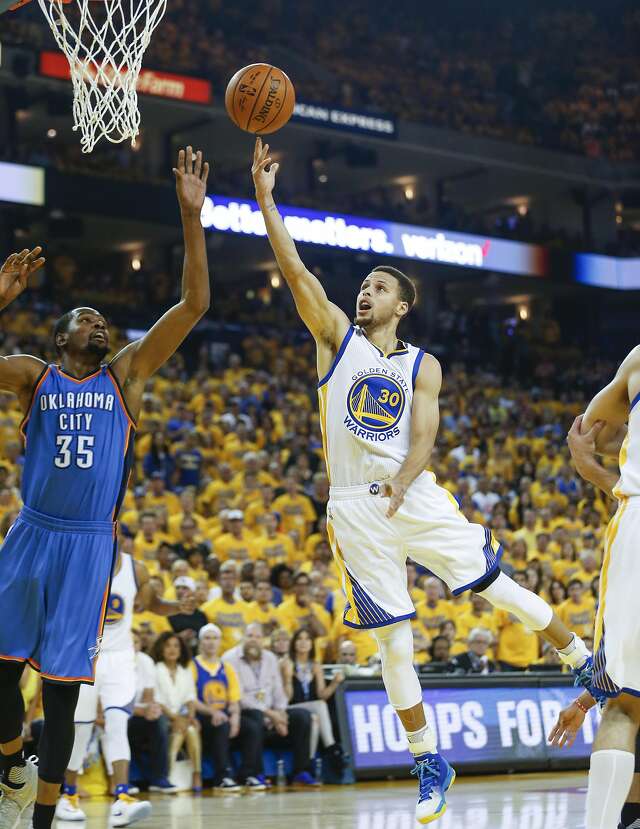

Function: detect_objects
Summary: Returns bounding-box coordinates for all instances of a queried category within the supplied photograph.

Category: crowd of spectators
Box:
[4,0,640,161]
[3,300,619,791]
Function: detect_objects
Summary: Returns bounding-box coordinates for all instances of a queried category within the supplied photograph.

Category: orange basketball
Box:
[225,64,295,135]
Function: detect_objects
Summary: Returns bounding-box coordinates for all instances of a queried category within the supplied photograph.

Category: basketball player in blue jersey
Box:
[0,145,210,829]
[252,137,600,824]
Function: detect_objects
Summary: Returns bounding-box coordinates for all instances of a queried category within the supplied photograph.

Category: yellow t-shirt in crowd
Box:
[415,600,454,634]
[557,596,596,638]
[252,533,296,566]
[330,615,378,665]
[245,601,280,634]
[496,610,539,668]
[275,597,331,636]
[272,493,317,540]
[147,491,182,517]
[202,597,252,653]
[132,610,172,634]
[215,531,258,563]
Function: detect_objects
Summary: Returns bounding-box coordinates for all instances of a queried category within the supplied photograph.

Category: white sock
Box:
[557,633,590,668]
[406,724,437,756]
[586,749,635,829]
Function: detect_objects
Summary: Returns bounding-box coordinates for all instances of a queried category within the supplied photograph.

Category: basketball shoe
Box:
[55,792,87,821]
[110,793,152,827]
[0,755,38,829]
[411,752,456,824]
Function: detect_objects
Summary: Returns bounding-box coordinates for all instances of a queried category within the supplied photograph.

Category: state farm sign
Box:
[39,51,212,105]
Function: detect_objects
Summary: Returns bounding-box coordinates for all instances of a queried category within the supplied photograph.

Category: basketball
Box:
[225,63,295,135]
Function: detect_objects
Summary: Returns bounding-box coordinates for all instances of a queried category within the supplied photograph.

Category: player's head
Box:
[53,307,109,361]
[355,266,416,329]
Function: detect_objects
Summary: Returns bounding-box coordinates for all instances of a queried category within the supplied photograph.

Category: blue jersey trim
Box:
[450,545,504,595]
[631,392,640,412]
[317,326,355,388]
[412,350,426,390]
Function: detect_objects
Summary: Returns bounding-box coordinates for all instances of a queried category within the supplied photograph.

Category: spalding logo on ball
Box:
[225,63,296,134]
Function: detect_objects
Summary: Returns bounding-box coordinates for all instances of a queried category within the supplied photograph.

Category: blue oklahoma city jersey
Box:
[20,364,135,521]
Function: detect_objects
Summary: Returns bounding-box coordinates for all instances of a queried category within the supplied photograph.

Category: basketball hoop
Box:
[36,0,168,153]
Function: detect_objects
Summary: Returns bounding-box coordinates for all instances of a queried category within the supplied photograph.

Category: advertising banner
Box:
[293,101,396,138]
[200,195,549,277]
[39,51,213,104]
[0,162,44,206]
[339,680,599,778]
[574,253,640,290]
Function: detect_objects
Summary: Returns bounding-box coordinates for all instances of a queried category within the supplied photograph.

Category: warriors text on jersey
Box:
[317,325,425,487]
[20,364,136,521]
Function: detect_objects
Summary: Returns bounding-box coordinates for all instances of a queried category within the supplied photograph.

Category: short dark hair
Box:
[53,311,74,354]
[293,572,310,586]
[371,265,416,313]
[152,631,192,667]
[567,578,584,590]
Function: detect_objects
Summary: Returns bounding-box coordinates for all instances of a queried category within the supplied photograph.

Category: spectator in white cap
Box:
[215,510,257,563]
[168,576,208,650]
[192,625,244,791]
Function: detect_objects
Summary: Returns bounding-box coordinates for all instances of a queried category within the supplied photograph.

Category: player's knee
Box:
[477,572,552,631]
[103,708,131,764]
[374,620,414,668]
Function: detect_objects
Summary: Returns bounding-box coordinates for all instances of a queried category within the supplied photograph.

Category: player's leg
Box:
[586,693,640,829]
[477,572,592,675]
[0,660,28,779]
[619,732,640,829]
[56,680,97,822]
[34,680,81,829]
[327,490,453,823]
[374,620,455,823]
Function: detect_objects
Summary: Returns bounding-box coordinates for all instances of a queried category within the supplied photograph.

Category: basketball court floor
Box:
[33,771,588,828]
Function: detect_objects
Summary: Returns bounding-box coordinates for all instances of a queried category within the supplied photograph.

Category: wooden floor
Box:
[35,771,590,828]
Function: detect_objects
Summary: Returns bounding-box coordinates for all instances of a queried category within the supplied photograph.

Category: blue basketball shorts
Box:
[0,505,116,684]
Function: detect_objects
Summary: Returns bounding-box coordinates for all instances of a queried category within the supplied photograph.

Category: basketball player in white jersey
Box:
[553,347,640,829]
[252,137,598,824]
[56,549,186,827]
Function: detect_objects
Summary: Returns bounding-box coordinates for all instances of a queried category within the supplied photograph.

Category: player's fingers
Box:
[194,149,202,178]
[27,246,43,259]
[29,257,45,273]
[177,149,185,174]
[566,731,577,748]
[272,163,280,176]
[1,253,18,270]
[255,136,262,160]
[202,161,210,185]
[586,420,606,437]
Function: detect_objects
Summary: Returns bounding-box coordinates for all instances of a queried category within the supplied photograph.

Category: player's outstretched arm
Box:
[252,138,349,348]
[385,355,442,517]
[0,248,47,398]
[111,147,210,390]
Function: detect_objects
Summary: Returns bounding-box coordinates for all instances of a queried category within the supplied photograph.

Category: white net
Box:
[37,0,168,153]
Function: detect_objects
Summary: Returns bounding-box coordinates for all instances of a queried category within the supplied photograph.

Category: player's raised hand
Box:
[252,137,279,203]
[173,146,210,216]
[0,247,45,309]
[548,700,586,748]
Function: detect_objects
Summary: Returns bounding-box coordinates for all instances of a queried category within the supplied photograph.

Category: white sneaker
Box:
[110,793,152,827]
[55,793,87,822]
[0,756,38,829]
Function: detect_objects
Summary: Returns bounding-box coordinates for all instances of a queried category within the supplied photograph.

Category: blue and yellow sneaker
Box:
[411,752,456,824]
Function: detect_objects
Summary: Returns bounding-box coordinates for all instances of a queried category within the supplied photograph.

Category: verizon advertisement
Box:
[200,195,549,277]
[39,51,212,105]
[338,679,599,779]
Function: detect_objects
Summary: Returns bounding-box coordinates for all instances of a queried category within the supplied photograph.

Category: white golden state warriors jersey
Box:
[102,552,137,653]
[318,325,426,487]
[614,392,640,498]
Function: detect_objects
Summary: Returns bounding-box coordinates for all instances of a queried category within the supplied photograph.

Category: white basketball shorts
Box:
[327,472,502,629]
[74,648,137,722]
[593,497,640,697]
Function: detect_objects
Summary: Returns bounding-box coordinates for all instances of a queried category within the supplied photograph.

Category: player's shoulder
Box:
[414,352,442,389]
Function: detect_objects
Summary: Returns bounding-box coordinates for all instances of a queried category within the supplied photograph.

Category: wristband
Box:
[575,698,589,714]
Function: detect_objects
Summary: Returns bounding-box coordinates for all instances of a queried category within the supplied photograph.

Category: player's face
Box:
[62,308,110,359]
[355,273,406,327]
